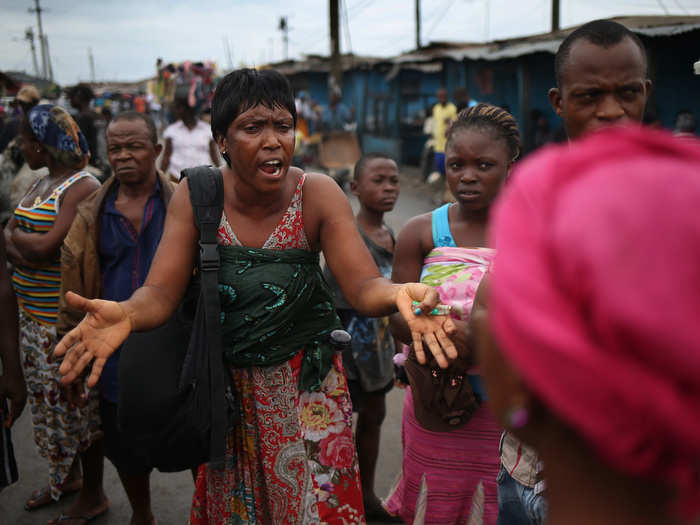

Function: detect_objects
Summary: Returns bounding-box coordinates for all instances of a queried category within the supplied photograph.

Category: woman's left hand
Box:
[396,283,458,368]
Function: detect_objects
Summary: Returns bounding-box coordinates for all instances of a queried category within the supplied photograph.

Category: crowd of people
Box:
[0,18,699,525]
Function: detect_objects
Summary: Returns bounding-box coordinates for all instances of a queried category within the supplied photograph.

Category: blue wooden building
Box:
[271,16,700,164]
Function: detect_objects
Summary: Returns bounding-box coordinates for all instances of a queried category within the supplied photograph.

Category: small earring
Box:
[506,407,529,429]
[36,148,41,153]
[221,150,227,155]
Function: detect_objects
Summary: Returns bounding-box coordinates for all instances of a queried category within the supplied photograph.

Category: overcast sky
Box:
[2,0,699,85]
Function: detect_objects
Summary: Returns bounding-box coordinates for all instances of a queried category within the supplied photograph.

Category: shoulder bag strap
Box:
[181,165,230,462]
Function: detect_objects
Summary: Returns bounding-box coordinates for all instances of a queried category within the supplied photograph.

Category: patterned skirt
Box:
[190,351,365,524]
[384,387,501,525]
[19,311,102,500]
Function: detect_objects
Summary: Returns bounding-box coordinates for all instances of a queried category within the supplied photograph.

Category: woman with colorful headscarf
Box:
[473,126,700,525]
[2,104,107,518]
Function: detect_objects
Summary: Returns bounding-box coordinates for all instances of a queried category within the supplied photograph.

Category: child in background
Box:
[323,152,402,522]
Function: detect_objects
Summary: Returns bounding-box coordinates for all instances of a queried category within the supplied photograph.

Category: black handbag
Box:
[118,166,234,472]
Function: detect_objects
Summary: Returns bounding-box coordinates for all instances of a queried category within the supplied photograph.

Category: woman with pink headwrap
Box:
[473,125,700,525]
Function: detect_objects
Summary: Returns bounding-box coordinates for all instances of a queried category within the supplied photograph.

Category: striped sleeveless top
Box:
[11,171,95,325]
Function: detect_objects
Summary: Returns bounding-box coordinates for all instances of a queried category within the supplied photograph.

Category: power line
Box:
[342,0,353,54]
[348,0,374,16]
[425,0,460,40]
[655,0,671,14]
[670,0,689,14]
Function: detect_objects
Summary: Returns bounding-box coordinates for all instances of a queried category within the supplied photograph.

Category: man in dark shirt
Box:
[58,111,175,525]
[68,84,98,161]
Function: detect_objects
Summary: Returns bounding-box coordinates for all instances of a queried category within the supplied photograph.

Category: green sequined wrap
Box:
[218,245,341,392]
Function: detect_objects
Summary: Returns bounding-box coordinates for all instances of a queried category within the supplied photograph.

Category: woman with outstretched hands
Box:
[54,68,456,525]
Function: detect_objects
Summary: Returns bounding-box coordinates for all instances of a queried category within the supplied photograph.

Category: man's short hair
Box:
[67,83,95,102]
[108,111,158,146]
[555,19,648,87]
[353,152,395,182]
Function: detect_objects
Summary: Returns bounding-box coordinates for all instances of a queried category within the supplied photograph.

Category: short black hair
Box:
[211,68,296,145]
[353,152,396,182]
[555,19,648,87]
[67,83,95,102]
[108,111,158,145]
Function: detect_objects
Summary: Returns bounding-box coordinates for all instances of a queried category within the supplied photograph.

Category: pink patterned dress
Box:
[190,173,366,525]
[385,246,501,525]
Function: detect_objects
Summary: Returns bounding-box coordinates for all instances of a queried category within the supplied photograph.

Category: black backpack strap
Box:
[182,166,224,269]
[181,165,230,463]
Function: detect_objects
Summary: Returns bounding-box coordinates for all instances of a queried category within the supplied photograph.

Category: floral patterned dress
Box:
[12,172,102,501]
[190,173,366,525]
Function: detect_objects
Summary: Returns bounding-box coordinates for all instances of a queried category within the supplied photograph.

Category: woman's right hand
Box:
[52,291,133,388]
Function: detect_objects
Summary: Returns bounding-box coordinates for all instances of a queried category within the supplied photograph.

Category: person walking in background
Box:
[0,85,43,225]
[473,125,700,525]
[68,85,100,168]
[58,111,174,525]
[524,109,553,156]
[160,95,219,182]
[674,110,696,139]
[0,85,41,153]
[0,234,26,492]
[453,87,477,113]
[2,104,106,520]
[320,88,353,132]
[427,88,457,185]
[385,104,521,525]
[323,152,402,523]
[295,90,314,136]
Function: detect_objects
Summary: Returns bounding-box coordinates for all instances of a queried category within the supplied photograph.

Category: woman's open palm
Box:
[53,291,132,388]
[396,283,458,368]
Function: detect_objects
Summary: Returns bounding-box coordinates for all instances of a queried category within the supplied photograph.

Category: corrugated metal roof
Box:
[265,54,385,75]
[261,16,700,73]
[394,15,700,63]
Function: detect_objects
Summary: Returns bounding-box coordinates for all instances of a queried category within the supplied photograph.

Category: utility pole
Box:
[45,35,53,81]
[415,0,421,49]
[29,0,47,78]
[551,0,560,32]
[329,0,342,92]
[279,17,289,61]
[88,47,95,82]
[25,27,40,77]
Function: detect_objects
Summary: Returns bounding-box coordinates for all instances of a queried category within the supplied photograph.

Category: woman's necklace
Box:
[29,177,59,208]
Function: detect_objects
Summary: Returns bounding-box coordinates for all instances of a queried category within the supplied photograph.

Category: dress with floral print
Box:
[190,173,365,525]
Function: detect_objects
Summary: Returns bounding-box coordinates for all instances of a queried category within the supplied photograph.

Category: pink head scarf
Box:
[489,125,700,515]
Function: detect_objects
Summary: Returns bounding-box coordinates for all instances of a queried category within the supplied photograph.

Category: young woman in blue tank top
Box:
[386,104,521,525]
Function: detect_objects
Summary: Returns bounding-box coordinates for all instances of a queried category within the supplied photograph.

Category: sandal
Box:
[47,499,110,524]
[365,502,404,523]
[24,480,82,511]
